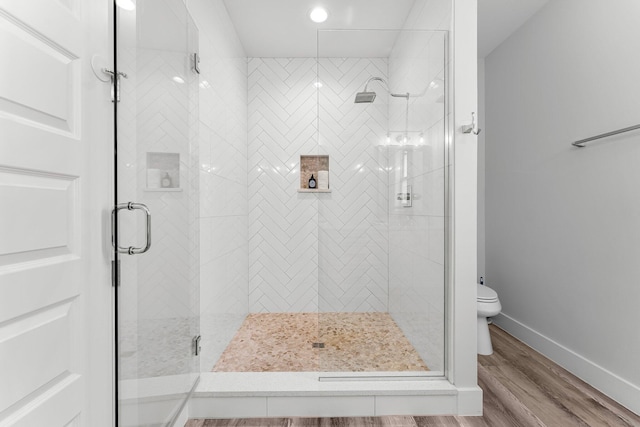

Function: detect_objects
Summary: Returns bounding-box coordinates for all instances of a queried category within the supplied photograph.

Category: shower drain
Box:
[312,342,325,348]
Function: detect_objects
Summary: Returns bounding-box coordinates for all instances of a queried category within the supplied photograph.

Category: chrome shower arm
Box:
[362,76,388,92]
[363,77,409,99]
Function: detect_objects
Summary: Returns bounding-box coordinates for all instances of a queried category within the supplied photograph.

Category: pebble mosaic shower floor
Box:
[212,312,429,372]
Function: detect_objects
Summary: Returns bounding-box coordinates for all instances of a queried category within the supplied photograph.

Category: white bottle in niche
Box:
[318,170,329,190]
[147,168,162,188]
[161,172,172,188]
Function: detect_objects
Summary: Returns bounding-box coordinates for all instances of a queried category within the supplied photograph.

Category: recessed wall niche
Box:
[299,155,330,192]
[146,152,180,190]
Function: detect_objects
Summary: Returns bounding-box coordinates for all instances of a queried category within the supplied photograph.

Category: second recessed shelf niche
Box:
[298,155,330,193]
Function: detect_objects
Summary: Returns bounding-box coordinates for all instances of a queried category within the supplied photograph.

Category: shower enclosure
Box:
[113,2,454,423]
[205,28,448,377]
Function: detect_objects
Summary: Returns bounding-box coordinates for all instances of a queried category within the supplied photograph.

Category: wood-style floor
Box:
[186,325,640,427]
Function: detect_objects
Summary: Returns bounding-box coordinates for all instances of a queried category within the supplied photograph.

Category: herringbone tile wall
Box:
[317,58,390,313]
[190,0,249,372]
[248,58,320,313]
[248,58,390,313]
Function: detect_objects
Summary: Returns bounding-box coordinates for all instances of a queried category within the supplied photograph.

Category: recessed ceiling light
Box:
[309,7,328,23]
[116,0,136,11]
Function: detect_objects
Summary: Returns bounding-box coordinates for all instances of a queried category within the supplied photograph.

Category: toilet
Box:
[477,284,501,355]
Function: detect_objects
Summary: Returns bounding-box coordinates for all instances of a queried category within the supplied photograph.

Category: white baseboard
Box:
[494,313,640,415]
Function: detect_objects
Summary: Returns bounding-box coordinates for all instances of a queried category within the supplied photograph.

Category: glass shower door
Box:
[114,0,200,425]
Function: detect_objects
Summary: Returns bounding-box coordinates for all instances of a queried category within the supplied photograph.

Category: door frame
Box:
[84,0,116,425]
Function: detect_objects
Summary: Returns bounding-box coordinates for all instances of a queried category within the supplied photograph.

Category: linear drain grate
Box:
[312,342,325,348]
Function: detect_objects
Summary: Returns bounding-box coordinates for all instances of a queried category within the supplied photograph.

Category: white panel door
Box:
[0,0,112,426]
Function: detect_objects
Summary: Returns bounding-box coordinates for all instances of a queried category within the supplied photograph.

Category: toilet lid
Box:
[477,284,498,302]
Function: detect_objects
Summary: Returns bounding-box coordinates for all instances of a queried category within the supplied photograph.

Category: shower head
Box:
[354,77,384,104]
[354,91,377,103]
[354,76,410,104]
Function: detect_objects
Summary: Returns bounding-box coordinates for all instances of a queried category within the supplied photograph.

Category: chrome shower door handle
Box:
[111,202,152,255]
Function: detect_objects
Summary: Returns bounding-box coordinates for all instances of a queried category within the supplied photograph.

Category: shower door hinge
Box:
[102,68,128,103]
[193,335,202,356]
[192,53,200,74]
[111,259,121,287]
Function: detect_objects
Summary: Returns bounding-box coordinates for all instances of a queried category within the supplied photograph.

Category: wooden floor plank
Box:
[200,419,289,427]
[488,327,640,427]
[477,364,546,427]
[289,417,417,426]
[414,416,464,426]
[287,418,322,427]
[483,364,587,426]
[452,415,488,427]
[187,325,640,427]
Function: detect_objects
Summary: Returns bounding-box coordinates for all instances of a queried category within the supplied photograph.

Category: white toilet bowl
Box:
[477,284,501,355]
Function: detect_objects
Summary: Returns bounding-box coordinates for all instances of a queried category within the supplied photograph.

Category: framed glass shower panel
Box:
[316,29,448,377]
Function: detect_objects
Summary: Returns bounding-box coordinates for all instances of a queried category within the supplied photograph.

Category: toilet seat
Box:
[477,284,499,302]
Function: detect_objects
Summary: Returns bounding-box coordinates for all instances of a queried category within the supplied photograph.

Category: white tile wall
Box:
[248,58,390,313]
[189,0,249,371]
[190,397,267,419]
[189,386,462,418]
[317,58,389,312]
[248,58,319,313]
[375,395,456,416]
[267,396,374,417]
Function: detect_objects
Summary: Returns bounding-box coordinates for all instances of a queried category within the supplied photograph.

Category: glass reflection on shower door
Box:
[316,30,448,377]
[114,0,200,425]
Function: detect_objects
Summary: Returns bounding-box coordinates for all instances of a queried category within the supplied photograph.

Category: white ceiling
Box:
[478,0,549,58]
[222,0,416,57]
[222,0,550,58]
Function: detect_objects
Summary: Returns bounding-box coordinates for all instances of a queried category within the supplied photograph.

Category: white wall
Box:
[188,0,249,372]
[485,0,640,413]
[449,0,480,407]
